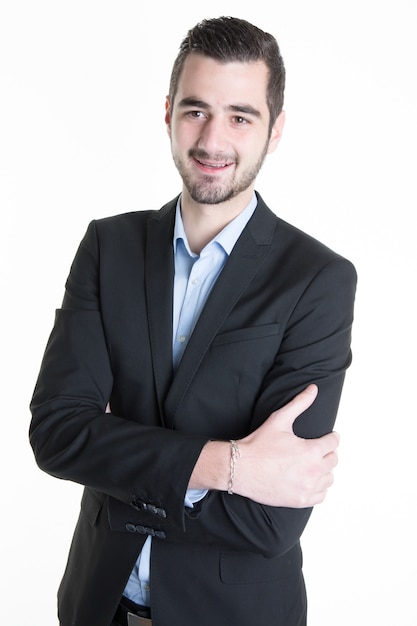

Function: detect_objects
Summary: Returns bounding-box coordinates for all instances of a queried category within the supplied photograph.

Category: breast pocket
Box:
[182,323,282,439]
[211,323,281,348]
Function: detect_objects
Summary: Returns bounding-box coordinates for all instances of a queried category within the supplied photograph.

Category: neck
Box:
[180,188,253,254]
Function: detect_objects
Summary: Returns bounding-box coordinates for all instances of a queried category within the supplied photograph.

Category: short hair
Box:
[168,16,286,133]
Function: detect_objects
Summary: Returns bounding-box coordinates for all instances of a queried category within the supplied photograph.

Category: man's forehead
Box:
[176,54,269,109]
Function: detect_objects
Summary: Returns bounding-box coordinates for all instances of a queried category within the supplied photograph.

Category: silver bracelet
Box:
[227,439,240,495]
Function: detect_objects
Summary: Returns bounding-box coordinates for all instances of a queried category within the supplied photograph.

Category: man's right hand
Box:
[190,384,340,508]
[234,384,339,507]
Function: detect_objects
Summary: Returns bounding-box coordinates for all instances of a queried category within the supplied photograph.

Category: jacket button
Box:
[155,530,166,539]
[135,525,147,534]
[130,498,143,511]
[147,504,167,518]
[125,523,137,533]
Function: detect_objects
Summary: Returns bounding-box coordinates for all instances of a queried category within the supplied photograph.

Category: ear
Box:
[165,96,172,137]
[267,110,285,154]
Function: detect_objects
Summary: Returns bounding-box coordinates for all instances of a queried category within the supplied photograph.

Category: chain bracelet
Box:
[227,439,240,495]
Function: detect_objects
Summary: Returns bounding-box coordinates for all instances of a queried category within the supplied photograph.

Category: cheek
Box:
[170,122,187,148]
[238,137,267,163]
[173,124,201,157]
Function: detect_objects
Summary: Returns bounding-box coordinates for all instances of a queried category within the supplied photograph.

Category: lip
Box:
[193,157,234,174]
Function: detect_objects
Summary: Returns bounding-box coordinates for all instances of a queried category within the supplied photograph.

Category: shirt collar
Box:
[173,192,258,256]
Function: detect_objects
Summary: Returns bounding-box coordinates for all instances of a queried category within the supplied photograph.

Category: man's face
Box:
[165,54,284,207]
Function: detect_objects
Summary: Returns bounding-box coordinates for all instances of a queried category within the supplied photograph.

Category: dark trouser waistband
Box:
[113,596,152,626]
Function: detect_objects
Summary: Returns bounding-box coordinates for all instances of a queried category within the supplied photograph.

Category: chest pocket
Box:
[211,322,281,347]
[176,323,282,439]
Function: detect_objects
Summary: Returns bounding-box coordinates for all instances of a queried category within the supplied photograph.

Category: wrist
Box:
[189,440,230,491]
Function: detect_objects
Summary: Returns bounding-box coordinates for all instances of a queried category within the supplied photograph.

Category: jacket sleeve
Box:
[29,220,208,533]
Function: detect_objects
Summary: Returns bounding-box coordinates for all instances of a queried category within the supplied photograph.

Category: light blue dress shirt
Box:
[123,193,257,606]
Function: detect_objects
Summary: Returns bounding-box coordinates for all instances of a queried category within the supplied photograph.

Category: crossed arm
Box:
[30,219,356,560]
[190,384,339,508]
[107,383,339,508]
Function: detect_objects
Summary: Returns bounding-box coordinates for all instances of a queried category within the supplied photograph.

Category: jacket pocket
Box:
[220,544,302,584]
[80,488,105,526]
[212,323,281,347]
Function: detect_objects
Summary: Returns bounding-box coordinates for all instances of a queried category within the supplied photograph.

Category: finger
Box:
[315,431,340,457]
[273,384,318,432]
[312,472,335,505]
[320,470,335,493]
[313,489,329,505]
[322,450,338,472]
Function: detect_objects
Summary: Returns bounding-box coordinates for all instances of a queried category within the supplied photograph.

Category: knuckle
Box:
[297,493,310,508]
[329,449,338,464]
[316,490,327,504]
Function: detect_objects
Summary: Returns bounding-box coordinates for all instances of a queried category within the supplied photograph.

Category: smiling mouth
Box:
[194,158,233,170]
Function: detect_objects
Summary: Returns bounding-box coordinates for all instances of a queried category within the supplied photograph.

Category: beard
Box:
[173,143,269,205]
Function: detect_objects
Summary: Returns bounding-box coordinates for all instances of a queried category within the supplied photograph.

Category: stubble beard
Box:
[173,145,269,206]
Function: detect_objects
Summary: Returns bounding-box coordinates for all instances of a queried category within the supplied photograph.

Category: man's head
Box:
[165,17,286,209]
[168,16,286,135]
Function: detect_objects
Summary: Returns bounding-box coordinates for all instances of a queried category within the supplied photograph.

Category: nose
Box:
[197,116,228,156]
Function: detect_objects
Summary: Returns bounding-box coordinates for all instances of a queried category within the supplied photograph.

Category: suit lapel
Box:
[145,199,177,426]
[164,196,278,427]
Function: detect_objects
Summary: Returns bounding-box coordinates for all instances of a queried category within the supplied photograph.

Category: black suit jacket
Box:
[30,193,356,626]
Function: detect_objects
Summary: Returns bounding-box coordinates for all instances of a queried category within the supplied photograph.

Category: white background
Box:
[1,1,416,624]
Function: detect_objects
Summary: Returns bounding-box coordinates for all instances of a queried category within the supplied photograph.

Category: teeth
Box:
[199,160,228,168]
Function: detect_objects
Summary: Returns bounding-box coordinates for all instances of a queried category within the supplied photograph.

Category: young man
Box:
[30,16,356,626]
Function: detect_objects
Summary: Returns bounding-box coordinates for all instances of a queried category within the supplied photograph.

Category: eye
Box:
[187,110,206,119]
[233,115,249,125]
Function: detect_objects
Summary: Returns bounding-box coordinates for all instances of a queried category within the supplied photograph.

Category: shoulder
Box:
[254,192,356,279]
[83,197,178,247]
[94,208,162,233]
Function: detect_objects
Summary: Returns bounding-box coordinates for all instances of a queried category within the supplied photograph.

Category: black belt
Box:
[113,596,152,626]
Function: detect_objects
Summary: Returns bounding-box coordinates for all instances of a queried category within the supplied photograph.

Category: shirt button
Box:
[144,583,151,592]
[178,335,186,343]
[192,278,200,286]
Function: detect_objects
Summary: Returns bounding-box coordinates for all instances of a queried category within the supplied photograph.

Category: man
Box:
[30,16,356,626]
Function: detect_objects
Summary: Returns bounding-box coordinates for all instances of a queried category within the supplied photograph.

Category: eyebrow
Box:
[177,97,262,118]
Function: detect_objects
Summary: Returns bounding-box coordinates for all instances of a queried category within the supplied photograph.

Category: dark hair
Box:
[168,16,286,133]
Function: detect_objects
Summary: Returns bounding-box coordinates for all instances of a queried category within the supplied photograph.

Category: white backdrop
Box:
[1,1,416,624]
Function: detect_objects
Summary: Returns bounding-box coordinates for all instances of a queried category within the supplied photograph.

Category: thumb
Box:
[273,384,318,432]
